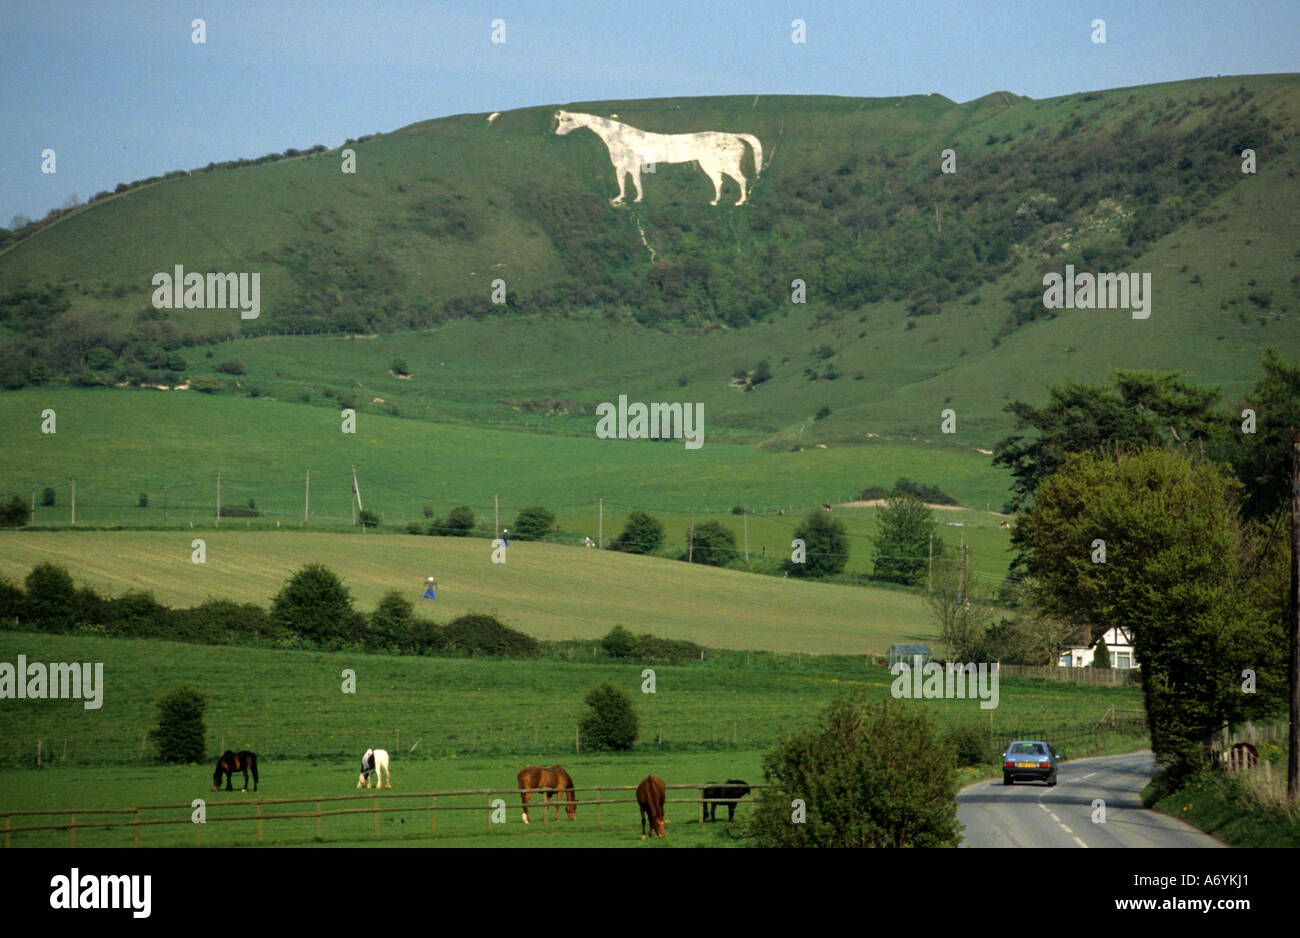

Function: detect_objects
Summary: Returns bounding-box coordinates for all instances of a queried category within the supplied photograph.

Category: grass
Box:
[1147,761,1300,848]
[0,630,1145,771]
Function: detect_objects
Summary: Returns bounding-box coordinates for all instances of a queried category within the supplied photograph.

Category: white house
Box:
[1058,625,1138,670]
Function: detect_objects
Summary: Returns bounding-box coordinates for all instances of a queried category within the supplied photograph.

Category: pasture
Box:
[0,630,1145,770]
[0,529,944,654]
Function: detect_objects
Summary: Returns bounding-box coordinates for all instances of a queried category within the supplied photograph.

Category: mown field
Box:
[0,630,1147,846]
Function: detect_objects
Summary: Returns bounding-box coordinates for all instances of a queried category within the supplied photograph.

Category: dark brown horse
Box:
[517,764,576,823]
[212,750,258,792]
[636,775,666,840]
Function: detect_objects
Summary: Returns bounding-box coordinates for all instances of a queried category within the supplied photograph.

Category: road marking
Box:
[1079,772,1096,781]
[1060,825,1073,833]
[1038,803,1050,812]
[1048,813,1061,823]
[1072,836,1088,848]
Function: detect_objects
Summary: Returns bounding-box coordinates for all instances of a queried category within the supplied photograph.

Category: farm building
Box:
[886,643,931,668]
[1058,626,1139,670]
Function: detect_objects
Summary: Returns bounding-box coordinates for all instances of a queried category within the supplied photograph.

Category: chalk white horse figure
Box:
[553,110,762,206]
[357,748,390,788]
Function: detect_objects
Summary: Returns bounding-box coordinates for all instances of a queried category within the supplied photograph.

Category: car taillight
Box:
[1004,761,1014,768]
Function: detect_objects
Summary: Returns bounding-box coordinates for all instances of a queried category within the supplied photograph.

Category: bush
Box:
[370,590,414,649]
[687,520,737,566]
[635,632,703,663]
[578,681,639,751]
[511,505,555,541]
[785,511,848,578]
[443,613,538,657]
[39,487,55,507]
[101,590,172,638]
[0,577,23,625]
[601,625,639,658]
[173,599,278,645]
[410,617,447,655]
[944,721,995,767]
[610,511,664,554]
[815,405,832,420]
[150,685,207,763]
[216,359,246,375]
[270,564,355,646]
[1092,637,1111,669]
[358,508,380,528]
[23,562,76,630]
[390,357,409,376]
[189,376,224,393]
[433,506,475,537]
[137,492,148,508]
[749,694,961,846]
[0,495,29,527]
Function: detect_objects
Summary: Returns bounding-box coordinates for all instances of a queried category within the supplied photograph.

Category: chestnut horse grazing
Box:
[212,750,258,792]
[636,775,667,840]
[517,764,577,823]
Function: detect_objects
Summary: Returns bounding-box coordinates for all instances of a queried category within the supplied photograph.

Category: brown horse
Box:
[517,764,577,823]
[636,775,666,840]
[212,750,258,792]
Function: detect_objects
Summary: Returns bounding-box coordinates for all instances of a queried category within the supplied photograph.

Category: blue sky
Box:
[1,0,1296,223]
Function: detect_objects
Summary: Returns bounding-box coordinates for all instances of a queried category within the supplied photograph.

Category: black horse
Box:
[702,779,750,821]
[212,750,259,792]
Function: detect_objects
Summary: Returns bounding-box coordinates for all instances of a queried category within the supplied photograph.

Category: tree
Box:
[357,508,380,527]
[927,550,992,660]
[601,625,639,658]
[993,370,1220,513]
[786,511,848,578]
[150,685,207,763]
[390,357,410,376]
[23,562,75,630]
[270,564,356,647]
[578,681,638,751]
[433,506,475,536]
[0,495,29,527]
[749,694,961,847]
[39,487,54,507]
[1218,348,1300,521]
[752,359,772,386]
[370,590,414,650]
[610,511,664,554]
[687,520,737,566]
[511,505,555,541]
[872,493,938,585]
[1092,637,1111,669]
[1017,448,1287,779]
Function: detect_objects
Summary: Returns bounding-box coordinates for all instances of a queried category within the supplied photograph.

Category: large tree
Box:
[1017,448,1287,778]
[1217,347,1300,521]
[270,563,356,646]
[786,510,848,578]
[872,493,939,586]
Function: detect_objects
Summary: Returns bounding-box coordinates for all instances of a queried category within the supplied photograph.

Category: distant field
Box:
[0,629,1143,766]
[0,530,945,654]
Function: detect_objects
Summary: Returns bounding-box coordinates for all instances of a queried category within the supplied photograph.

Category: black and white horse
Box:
[357,748,391,788]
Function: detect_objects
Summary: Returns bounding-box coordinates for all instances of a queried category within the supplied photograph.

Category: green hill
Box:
[2,76,1296,445]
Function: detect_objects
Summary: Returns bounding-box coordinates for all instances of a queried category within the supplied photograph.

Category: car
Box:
[1002,740,1060,786]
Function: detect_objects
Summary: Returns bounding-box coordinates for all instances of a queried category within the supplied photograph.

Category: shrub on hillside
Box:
[610,511,664,554]
[578,681,639,751]
[357,508,380,528]
[944,721,996,767]
[216,359,246,375]
[784,511,848,578]
[443,613,538,657]
[150,685,207,763]
[749,694,961,846]
[635,632,703,664]
[409,617,447,655]
[511,505,555,541]
[101,590,172,639]
[39,487,55,507]
[370,591,414,650]
[22,562,76,630]
[271,563,356,646]
[0,495,29,527]
[432,506,475,537]
[189,376,224,393]
[601,625,639,658]
[687,520,737,566]
[173,599,279,645]
[0,577,23,626]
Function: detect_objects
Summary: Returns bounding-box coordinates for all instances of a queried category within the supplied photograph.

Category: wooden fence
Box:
[0,782,769,848]
[994,663,1141,686]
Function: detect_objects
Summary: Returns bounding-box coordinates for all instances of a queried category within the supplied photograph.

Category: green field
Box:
[0,630,1146,846]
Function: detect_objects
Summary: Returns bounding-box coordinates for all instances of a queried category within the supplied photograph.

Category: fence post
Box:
[315,802,322,839]
[594,788,601,825]
[257,802,263,842]
[431,796,436,833]
[194,818,201,846]
[698,787,704,824]
[69,813,75,848]
[373,797,379,837]
[132,808,139,848]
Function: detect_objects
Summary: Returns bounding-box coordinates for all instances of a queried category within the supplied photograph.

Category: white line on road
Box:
[1073,836,1088,848]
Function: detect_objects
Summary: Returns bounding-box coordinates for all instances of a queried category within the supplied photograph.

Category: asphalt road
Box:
[957,750,1224,848]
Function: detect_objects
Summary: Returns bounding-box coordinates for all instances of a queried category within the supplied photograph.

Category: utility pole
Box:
[688,510,695,563]
[215,474,220,528]
[30,489,35,525]
[1288,431,1299,801]
[70,478,75,526]
[743,506,749,567]
[927,532,934,592]
[598,497,603,548]
[163,486,167,524]
[304,470,310,525]
[494,495,499,540]
[352,466,363,511]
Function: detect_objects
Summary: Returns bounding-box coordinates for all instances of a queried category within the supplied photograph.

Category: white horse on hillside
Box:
[553,109,762,206]
[357,748,390,788]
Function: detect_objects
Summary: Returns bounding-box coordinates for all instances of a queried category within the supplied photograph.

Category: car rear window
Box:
[1010,743,1045,755]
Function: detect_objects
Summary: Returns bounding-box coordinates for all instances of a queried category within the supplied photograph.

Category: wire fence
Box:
[1,782,770,847]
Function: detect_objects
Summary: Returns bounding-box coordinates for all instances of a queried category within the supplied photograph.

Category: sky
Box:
[1,0,1296,224]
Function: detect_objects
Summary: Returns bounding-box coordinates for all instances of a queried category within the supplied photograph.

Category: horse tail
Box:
[250,753,259,787]
[738,133,763,175]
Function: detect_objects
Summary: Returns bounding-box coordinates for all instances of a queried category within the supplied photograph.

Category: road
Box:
[957,750,1224,848]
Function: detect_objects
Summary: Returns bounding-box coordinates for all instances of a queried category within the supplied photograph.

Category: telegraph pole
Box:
[688,510,695,563]
[598,497,603,548]
[743,506,749,567]
[215,474,220,528]
[1288,431,1299,800]
[927,533,934,592]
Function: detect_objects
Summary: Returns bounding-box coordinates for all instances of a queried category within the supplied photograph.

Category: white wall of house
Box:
[1058,626,1139,669]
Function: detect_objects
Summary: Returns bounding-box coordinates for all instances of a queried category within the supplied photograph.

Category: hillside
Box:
[1,76,1296,444]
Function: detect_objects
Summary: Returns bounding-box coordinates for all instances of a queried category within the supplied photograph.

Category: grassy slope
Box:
[2,77,1296,445]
